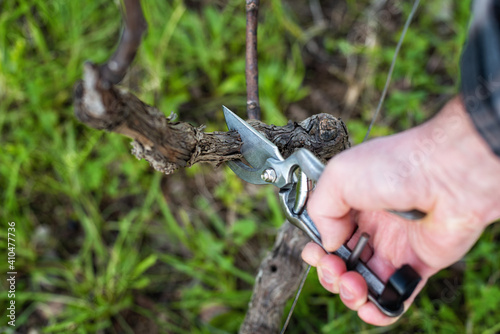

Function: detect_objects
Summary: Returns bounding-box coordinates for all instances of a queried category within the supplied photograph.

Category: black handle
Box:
[377,264,421,313]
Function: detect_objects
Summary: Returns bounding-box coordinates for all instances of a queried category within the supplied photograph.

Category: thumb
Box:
[307,134,427,251]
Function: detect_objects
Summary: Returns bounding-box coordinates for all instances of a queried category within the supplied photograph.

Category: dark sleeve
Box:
[460,0,500,157]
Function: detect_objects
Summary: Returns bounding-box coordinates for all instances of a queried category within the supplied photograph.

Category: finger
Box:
[317,254,347,294]
[308,162,352,251]
[309,154,352,218]
[308,196,356,251]
[339,271,368,311]
[301,242,326,267]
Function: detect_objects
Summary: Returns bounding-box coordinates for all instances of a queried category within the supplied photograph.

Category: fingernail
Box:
[340,282,354,300]
[318,266,339,293]
[318,266,332,283]
[322,236,337,253]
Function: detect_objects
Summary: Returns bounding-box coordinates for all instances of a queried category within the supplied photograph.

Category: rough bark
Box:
[74,63,349,175]
[74,63,243,174]
[239,223,311,334]
[248,116,349,162]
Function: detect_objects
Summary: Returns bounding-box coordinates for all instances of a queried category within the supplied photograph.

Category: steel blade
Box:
[223,106,283,168]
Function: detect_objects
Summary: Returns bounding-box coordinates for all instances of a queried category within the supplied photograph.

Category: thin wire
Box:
[363,0,421,142]
[279,265,311,334]
[279,1,421,333]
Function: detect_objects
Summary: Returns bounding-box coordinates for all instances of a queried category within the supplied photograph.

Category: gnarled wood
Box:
[248,116,349,161]
[74,63,349,175]
[239,223,310,334]
[74,63,243,174]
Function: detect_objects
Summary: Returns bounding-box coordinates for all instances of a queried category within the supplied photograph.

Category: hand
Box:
[301,96,500,326]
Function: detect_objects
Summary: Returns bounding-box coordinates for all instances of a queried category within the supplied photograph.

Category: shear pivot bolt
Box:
[261,168,277,183]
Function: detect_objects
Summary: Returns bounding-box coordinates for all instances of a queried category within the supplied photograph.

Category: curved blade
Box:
[223,106,283,169]
[226,160,269,185]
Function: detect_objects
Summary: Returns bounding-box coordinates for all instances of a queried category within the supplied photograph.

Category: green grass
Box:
[1,0,499,333]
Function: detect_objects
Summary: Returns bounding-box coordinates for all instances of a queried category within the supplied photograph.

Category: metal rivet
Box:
[347,232,370,270]
[261,168,277,183]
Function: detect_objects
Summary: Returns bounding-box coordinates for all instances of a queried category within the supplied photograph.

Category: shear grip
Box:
[279,185,421,317]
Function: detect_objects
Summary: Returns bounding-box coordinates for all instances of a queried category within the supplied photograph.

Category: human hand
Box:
[302,96,500,326]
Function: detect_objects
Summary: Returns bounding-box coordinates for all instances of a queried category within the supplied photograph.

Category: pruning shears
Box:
[223,106,423,317]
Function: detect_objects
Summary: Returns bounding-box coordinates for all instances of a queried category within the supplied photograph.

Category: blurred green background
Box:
[1,0,499,333]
